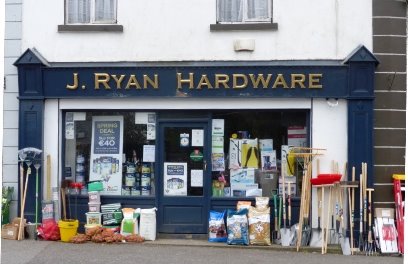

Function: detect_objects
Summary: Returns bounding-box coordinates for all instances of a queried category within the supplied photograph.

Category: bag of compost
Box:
[248,206,271,245]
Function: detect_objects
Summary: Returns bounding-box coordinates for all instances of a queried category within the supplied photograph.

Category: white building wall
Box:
[21,0,372,62]
[4,0,22,221]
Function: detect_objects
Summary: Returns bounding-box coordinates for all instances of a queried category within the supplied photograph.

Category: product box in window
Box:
[231,183,258,197]
[287,126,307,147]
[259,139,273,153]
[241,139,259,169]
[230,168,255,184]
[260,150,277,171]
[278,176,296,196]
[229,139,242,169]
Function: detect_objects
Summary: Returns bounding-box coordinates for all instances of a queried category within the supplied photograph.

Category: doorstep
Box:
[145,237,343,254]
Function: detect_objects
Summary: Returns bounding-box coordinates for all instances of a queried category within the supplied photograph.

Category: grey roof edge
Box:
[48,60,344,68]
[342,45,379,65]
[14,48,50,67]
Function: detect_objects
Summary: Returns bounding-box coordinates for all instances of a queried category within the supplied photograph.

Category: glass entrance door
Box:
[158,122,209,234]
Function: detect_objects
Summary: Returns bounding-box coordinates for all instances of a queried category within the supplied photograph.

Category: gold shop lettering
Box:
[176,73,323,89]
[66,72,323,90]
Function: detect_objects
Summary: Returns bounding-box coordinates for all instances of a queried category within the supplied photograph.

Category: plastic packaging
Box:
[208,210,227,242]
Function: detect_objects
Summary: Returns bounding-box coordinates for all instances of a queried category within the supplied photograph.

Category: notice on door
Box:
[191,129,204,147]
[164,162,187,196]
[191,169,203,187]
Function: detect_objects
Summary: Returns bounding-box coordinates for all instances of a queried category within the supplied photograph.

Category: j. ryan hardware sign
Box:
[66,72,324,90]
[40,65,349,98]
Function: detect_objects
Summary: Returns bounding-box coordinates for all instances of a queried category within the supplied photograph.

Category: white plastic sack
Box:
[139,207,157,241]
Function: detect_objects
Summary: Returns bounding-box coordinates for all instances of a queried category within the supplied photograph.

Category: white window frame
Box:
[217,0,272,24]
[65,0,117,25]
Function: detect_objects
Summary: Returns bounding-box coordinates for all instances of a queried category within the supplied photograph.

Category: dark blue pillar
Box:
[344,45,378,187]
[14,49,48,222]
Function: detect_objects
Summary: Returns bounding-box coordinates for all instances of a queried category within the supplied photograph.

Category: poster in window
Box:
[164,162,187,196]
[65,112,74,140]
[191,129,204,147]
[212,119,224,136]
[89,116,124,195]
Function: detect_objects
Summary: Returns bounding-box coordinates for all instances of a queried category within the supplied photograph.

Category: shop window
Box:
[210,0,277,31]
[64,111,156,197]
[210,110,308,199]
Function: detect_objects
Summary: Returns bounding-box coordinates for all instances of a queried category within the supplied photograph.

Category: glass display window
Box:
[63,111,156,196]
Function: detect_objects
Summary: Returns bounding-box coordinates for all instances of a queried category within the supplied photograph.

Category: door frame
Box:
[156,118,212,233]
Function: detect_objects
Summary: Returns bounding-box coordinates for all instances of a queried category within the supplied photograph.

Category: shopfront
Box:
[15,46,378,234]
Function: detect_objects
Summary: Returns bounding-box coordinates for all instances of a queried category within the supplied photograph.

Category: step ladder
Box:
[393,174,404,254]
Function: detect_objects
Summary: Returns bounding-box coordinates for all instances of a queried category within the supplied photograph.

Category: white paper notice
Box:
[212,119,224,136]
[73,112,86,121]
[191,129,204,146]
[147,124,156,140]
[135,112,156,124]
[143,145,155,162]
[191,170,203,187]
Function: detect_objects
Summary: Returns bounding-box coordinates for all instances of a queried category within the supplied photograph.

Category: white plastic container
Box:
[88,202,101,212]
[86,213,102,225]
[88,191,101,203]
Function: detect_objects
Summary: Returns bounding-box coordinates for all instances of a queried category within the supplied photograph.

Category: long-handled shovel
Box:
[338,181,351,255]
[359,173,364,251]
[310,186,322,247]
[34,160,41,240]
[282,181,292,246]
[273,192,280,243]
[18,165,31,240]
[366,188,374,255]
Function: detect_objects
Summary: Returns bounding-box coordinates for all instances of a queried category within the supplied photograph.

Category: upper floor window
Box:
[217,0,271,23]
[66,0,117,24]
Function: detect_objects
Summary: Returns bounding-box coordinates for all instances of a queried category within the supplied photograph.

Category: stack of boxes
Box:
[101,203,122,231]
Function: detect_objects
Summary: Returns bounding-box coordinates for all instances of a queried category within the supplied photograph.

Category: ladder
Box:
[393,174,404,254]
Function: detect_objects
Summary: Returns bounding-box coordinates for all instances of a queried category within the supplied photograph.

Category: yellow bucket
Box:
[58,219,79,242]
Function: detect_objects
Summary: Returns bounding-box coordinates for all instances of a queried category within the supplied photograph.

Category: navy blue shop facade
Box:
[15,46,378,234]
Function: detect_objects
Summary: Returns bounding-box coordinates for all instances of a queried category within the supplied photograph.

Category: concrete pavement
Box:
[1,238,403,264]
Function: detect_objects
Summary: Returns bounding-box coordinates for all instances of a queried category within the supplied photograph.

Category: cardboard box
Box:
[229,139,242,169]
[231,183,259,197]
[230,168,255,184]
[261,150,277,171]
[259,139,273,152]
[278,176,296,196]
[241,139,259,169]
[375,208,395,219]
[1,224,19,240]
[288,126,307,147]
[1,217,25,240]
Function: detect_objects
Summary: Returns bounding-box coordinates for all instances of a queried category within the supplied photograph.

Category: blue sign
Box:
[42,65,349,99]
[93,121,121,154]
[167,165,185,175]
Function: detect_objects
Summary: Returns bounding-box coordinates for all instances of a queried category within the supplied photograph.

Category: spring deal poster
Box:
[89,116,124,195]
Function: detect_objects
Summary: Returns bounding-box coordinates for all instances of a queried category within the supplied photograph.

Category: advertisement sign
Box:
[89,116,124,195]
[164,162,187,196]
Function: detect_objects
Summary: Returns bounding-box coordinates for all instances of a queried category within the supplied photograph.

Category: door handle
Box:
[203,160,207,171]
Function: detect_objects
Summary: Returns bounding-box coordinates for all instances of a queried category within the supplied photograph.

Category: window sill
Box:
[210,23,278,31]
[58,24,123,32]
